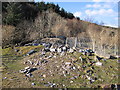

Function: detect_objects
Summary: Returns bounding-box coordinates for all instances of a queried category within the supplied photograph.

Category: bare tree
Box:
[84,16,95,23]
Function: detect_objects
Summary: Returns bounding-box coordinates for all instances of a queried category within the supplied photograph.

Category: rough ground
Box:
[1,46,119,88]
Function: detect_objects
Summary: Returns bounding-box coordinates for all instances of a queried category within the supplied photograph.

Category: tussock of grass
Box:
[15,45,43,55]
[6,61,24,71]
[2,47,14,56]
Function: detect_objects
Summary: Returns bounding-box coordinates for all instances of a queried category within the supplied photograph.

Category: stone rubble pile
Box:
[19,66,37,77]
[18,41,119,87]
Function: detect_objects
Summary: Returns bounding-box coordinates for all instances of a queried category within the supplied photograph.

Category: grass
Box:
[15,45,44,55]
[1,46,119,88]
[2,45,44,74]
[2,45,45,88]
[2,45,43,61]
[2,47,14,56]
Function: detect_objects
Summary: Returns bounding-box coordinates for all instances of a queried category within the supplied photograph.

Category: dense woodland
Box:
[2,2,82,47]
[2,2,75,26]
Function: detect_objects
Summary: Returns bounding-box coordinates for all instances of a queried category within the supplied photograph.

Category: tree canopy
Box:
[2,2,75,26]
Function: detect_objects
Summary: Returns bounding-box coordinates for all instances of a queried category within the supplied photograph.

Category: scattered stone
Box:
[72,47,76,50]
[24,66,30,70]
[31,82,35,86]
[43,74,46,78]
[34,61,41,66]
[24,43,32,46]
[27,60,34,65]
[109,66,113,68]
[96,56,103,61]
[44,47,50,52]
[111,84,116,89]
[65,62,71,65]
[102,59,107,61]
[41,78,44,81]
[72,66,76,70]
[87,49,94,56]
[82,65,86,69]
[62,46,67,51]
[50,48,56,52]
[57,48,62,53]
[41,51,46,55]
[53,56,57,58]
[95,62,103,66]
[27,50,36,56]
[86,75,91,80]
[64,65,70,70]
[24,61,27,64]
[63,70,68,75]
[70,76,78,80]
[44,82,56,87]
[41,59,48,64]
[74,76,78,79]
[62,84,65,87]
[79,49,83,53]
[70,81,73,83]
[117,60,120,63]
[27,67,37,73]
[19,69,27,73]
[86,75,95,83]
[3,77,7,79]
[44,43,52,48]
[86,70,94,74]
[32,43,39,46]
[9,78,14,80]
[19,67,37,76]
[25,73,33,77]
[60,52,65,56]
[50,83,56,87]
[109,55,117,59]
[79,57,83,62]
[114,84,120,89]
[69,48,74,53]
[56,66,59,68]
[70,77,75,80]
[14,49,19,52]
[47,55,53,59]
[91,67,95,70]
[6,73,11,74]
[44,84,50,87]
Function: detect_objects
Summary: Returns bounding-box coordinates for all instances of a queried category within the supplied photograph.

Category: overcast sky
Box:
[35,0,119,28]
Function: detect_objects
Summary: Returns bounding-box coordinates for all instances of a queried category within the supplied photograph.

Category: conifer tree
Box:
[3,2,22,26]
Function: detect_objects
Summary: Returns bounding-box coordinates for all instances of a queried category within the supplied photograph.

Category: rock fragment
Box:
[95,62,103,66]
[31,82,35,86]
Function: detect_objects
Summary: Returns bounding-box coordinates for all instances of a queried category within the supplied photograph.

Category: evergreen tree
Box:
[67,12,74,19]
[60,8,66,17]
[55,4,60,13]
[37,1,47,12]
[3,2,22,26]
[20,2,38,20]
[2,2,75,26]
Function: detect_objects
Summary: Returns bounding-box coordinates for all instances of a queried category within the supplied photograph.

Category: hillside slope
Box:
[1,2,119,89]
[2,10,118,57]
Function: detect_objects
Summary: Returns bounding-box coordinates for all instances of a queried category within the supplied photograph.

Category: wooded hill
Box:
[2,2,119,57]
